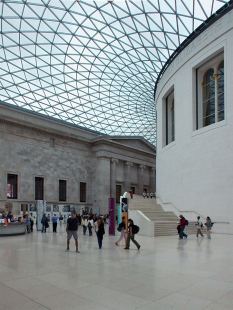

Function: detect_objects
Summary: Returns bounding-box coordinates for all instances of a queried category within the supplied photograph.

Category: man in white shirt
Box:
[195,216,204,238]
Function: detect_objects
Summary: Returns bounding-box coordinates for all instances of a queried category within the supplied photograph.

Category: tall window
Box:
[35,177,44,200]
[7,174,18,199]
[59,180,67,201]
[116,185,121,203]
[165,90,175,145]
[80,182,86,202]
[197,53,224,129]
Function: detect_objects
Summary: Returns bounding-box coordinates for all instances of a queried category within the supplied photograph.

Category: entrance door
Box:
[116,185,121,203]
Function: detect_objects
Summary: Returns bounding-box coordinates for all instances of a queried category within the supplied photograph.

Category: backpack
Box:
[88,221,92,228]
[117,225,122,232]
[185,219,189,226]
[199,221,203,228]
[210,220,214,227]
[132,225,140,234]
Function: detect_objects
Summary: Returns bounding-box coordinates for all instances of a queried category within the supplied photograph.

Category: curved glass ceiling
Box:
[0,0,227,145]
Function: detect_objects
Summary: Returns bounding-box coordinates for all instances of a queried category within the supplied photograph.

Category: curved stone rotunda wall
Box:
[155,7,233,233]
[0,0,228,146]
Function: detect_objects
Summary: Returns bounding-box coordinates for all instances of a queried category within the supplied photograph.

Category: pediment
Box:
[109,137,156,154]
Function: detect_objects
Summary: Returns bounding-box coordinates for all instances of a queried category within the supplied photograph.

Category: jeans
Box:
[179,225,187,239]
[125,233,140,249]
[83,225,87,235]
[42,223,46,233]
[88,226,92,236]
[96,232,102,248]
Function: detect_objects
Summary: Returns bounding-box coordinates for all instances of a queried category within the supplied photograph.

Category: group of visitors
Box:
[39,209,140,252]
[3,211,36,233]
[115,216,141,250]
[178,215,213,240]
[143,191,156,199]
[65,210,105,251]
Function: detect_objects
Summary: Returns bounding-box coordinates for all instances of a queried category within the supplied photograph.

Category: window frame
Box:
[59,179,67,202]
[35,177,44,200]
[165,89,175,146]
[80,182,86,202]
[196,52,224,130]
[7,173,18,199]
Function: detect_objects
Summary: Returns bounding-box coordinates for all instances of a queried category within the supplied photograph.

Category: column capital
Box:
[138,164,146,170]
[125,161,133,167]
[150,166,156,172]
[111,158,118,164]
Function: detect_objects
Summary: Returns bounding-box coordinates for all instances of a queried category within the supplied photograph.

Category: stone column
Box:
[124,162,133,193]
[94,157,110,214]
[110,158,118,199]
[149,167,156,193]
[137,165,146,194]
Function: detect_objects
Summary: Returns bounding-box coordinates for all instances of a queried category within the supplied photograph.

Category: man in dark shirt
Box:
[66,210,80,253]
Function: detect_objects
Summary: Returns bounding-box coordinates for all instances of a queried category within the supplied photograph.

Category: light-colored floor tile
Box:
[1,228,233,310]
[34,291,90,310]
[193,279,233,292]
[179,284,228,301]
[202,301,233,310]
[139,292,211,310]
[124,284,173,301]
[213,290,233,307]
[4,300,49,310]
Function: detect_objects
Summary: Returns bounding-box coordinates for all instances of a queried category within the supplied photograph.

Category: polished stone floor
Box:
[0,225,233,310]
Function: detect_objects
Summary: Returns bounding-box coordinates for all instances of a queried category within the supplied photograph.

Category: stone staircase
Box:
[129,195,197,237]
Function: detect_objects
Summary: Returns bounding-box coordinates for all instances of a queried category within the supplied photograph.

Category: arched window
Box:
[197,54,224,129]
[203,68,215,127]
[217,60,224,122]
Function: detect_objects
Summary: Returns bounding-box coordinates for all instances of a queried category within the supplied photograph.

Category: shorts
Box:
[67,230,78,240]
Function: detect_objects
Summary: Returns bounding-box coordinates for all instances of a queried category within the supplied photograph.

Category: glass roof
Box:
[0,0,227,145]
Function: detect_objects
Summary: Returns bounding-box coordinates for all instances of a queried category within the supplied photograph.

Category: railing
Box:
[156,196,230,224]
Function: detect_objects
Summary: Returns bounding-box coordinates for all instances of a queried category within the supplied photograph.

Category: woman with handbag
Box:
[115,216,127,246]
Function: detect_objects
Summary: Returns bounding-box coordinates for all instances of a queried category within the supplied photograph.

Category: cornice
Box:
[0,118,91,145]
[91,138,156,157]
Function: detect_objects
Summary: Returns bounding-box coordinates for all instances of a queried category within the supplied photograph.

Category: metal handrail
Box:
[156,195,230,224]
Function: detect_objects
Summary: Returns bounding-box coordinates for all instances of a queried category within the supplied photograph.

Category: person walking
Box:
[41,213,48,233]
[81,216,88,235]
[205,216,211,239]
[29,213,34,232]
[124,219,140,250]
[59,214,63,226]
[52,213,58,233]
[87,216,94,236]
[115,216,127,246]
[95,217,105,249]
[195,216,204,238]
[129,190,133,199]
[66,210,80,252]
[179,215,187,239]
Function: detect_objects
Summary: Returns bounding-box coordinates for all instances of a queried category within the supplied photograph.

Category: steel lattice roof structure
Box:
[0,0,229,145]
